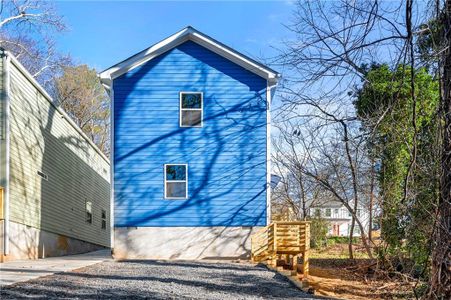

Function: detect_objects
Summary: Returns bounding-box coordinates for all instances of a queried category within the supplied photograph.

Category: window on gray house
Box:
[37,170,48,181]
[325,208,331,217]
[165,164,188,199]
[334,208,339,215]
[86,201,92,224]
[180,92,203,127]
[101,209,107,229]
[354,226,361,234]
[315,208,321,217]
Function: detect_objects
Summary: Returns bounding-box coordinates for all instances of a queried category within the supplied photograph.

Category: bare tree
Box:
[274,0,449,296]
[272,101,376,259]
[0,0,69,89]
[272,122,315,221]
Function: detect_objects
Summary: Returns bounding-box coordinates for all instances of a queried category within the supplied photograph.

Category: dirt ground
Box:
[307,263,415,299]
[304,244,416,299]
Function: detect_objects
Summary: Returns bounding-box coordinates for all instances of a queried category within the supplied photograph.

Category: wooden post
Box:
[292,254,298,276]
[284,254,290,265]
[303,222,311,277]
[272,222,278,267]
[273,222,277,250]
[250,236,254,262]
[302,251,309,277]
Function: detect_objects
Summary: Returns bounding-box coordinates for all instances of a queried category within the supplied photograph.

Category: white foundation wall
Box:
[113,226,261,260]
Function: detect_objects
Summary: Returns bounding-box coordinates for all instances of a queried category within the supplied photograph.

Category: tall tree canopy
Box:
[355,64,440,271]
[55,65,110,155]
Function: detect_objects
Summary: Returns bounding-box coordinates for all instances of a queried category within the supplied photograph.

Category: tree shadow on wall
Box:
[8,71,110,259]
[113,41,270,258]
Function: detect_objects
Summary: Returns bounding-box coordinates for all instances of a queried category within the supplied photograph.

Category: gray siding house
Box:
[0,50,110,262]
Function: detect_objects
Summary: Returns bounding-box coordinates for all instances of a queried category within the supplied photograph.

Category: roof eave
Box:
[99,26,280,89]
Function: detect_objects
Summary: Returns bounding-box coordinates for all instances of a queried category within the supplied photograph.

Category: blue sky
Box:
[55,1,295,71]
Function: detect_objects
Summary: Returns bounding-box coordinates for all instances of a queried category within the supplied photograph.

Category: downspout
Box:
[109,80,114,253]
[266,76,280,225]
[1,49,11,256]
[98,74,114,252]
[266,82,271,225]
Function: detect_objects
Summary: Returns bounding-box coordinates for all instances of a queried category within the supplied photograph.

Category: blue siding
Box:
[113,41,268,227]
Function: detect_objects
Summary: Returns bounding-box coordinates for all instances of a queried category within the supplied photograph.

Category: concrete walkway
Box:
[0,249,111,286]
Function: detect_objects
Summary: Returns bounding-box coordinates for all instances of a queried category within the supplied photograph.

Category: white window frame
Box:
[325,208,331,217]
[164,163,188,199]
[179,92,203,128]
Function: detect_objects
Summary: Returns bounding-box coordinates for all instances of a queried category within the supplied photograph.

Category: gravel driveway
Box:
[0,260,319,299]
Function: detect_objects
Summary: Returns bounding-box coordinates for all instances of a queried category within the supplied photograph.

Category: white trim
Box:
[109,80,115,249]
[99,26,281,88]
[179,91,203,128]
[189,31,279,82]
[5,52,109,164]
[3,54,10,255]
[164,163,188,200]
[266,82,272,226]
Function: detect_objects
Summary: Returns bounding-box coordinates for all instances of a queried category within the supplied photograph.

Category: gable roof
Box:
[99,26,281,90]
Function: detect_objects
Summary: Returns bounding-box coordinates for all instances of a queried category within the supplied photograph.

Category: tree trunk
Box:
[431,0,451,297]
[349,216,355,259]
[342,122,373,259]
[298,171,307,220]
[368,158,375,243]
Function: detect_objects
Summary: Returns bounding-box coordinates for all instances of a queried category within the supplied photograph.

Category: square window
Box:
[166,165,187,180]
[180,92,203,127]
[181,93,202,108]
[315,208,321,217]
[166,182,186,198]
[181,110,202,127]
[165,164,188,199]
[325,208,331,217]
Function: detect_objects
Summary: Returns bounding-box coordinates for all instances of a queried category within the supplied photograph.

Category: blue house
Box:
[100,27,280,259]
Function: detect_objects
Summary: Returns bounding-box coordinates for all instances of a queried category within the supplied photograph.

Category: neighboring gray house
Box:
[0,50,110,262]
[308,201,370,237]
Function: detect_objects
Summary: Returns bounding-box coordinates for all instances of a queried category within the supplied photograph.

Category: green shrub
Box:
[326,236,359,246]
[309,211,329,248]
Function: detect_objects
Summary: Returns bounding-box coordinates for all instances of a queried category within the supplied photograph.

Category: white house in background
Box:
[308,201,370,237]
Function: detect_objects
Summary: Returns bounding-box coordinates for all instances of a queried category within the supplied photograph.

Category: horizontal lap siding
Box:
[0,57,5,198]
[8,62,111,247]
[114,41,268,227]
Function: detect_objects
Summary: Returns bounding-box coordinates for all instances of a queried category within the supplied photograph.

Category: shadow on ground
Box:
[0,260,321,299]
